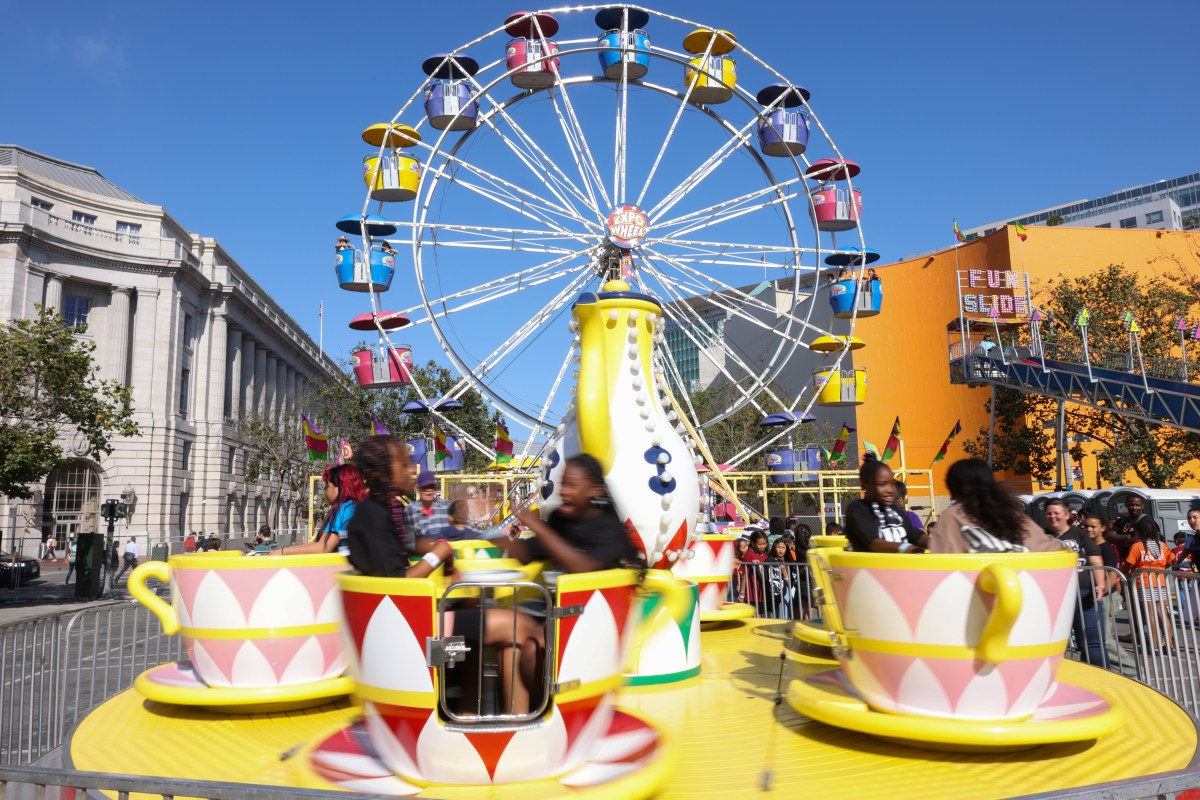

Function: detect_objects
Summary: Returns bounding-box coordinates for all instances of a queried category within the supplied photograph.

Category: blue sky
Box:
[4,0,1198,428]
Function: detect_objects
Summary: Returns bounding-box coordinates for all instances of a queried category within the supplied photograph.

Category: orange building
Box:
[850,226,1200,501]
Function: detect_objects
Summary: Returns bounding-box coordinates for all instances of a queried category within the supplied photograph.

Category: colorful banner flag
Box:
[1075,308,1091,328]
[369,413,390,436]
[1014,222,1028,241]
[930,420,963,468]
[953,219,966,244]
[301,414,328,462]
[338,437,354,463]
[829,424,855,464]
[862,440,880,459]
[495,421,513,464]
[881,417,902,462]
[433,421,451,465]
[819,445,832,463]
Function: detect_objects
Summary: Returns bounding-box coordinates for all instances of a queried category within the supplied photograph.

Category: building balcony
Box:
[0,201,197,264]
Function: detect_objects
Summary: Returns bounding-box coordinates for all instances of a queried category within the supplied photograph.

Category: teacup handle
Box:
[806,551,849,640]
[641,569,690,624]
[977,563,1022,663]
[128,562,179,635]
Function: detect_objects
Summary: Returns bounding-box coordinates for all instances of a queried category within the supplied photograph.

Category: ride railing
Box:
[1040,341,1200,384]
[0,764,359,799]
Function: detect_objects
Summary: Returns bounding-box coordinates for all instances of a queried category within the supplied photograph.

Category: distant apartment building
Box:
[962,172,1200,239]
[0,145,339,540]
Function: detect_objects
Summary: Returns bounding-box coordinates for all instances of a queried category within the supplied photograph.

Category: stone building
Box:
[0,145,339,541]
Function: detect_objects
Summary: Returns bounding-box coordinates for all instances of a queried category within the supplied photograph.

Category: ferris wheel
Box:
[337,4,880,467]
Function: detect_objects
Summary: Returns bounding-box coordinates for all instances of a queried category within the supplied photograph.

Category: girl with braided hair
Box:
[843,454,928,553]
[346,435,453,578]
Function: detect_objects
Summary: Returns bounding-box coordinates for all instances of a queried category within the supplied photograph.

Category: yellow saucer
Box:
[792,619,832,648]
[700,602,755,623]
[290,708,676,798]
[135,661,353,713]
[787,666,1125,752]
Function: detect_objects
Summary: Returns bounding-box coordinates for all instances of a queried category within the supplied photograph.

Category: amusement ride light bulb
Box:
[651,550,663,562]
[666,550,678,562]
[639,408,650,419]
[657,453,669,464]
[645,420,655,431]
[651,434,663,446]
[608,310,619,321]
[660,513,671,527]
[631,378,643,390]
[660,470,672,483]
[628,310,639,321]
[568,320,578,333]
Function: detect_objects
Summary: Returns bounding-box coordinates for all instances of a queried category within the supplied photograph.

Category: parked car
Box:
[0,550,40,584]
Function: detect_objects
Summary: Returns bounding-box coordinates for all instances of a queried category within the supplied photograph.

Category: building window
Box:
[227,446,237,474]
[1119,217,1137,229]
[61,295,90,329]
[1096,223,1111,228]
[71,211,97,226]
[116,221,141,244]
[179,368,191,417]
[183,313,195,350]
[181,440,193,471]
[31,197,53,211]
[984,228,996,235]
[1145,211,1164,225]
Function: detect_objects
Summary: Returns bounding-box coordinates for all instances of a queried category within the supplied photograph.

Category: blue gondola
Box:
[755,84,811,157]
[422,54,481,131]
[335,246,396,293]
[595,7,651,80]
[828,279,883,319]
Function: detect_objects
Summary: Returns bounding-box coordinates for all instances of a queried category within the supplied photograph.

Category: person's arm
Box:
[845,503,917,553]
[1105,521,1134,548]
[275,531,338,556]
[511,508,600,573]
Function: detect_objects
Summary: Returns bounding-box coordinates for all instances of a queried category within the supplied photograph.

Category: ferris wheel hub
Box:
[606,204,650,248]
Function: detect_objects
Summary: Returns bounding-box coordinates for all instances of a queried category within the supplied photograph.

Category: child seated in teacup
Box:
[274,464,367,556]
[348,435,543,716]
[928,458,1063,554]
[844,455,929,553]
[506,454,641,574]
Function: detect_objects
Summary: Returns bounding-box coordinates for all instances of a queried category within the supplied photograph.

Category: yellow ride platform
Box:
[68,620,1198,800]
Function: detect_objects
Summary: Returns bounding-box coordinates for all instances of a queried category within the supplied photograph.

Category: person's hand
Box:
[432,540,454,561]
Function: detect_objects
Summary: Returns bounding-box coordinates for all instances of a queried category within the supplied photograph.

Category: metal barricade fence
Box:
[730,561,816,621]
[1125,567,1200,719]
[0,604,181,766]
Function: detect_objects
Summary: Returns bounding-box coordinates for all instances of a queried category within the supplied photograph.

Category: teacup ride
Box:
[126,551,354,712]
[682,28,737,105]
[595,7,651,80]
[825,247,883,319]
[287,556,677,796]
[807,157,863,232]
[756,84,811,158]
[789,538,1126,750]
[504,11,560,90]
[349,312,413,389]
[673,532,754,623]
[362,123,422,203]
[421,53,480,131]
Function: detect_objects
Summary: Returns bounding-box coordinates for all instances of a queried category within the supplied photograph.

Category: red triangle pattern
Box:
[623,518,647,562]
[1029,568,1075,633]
[647,520,690,570]
[599,585,635,647]
[554,589,591,673]
[462,728,517,780]
[375,703,433,766]
[705,537,726,560]
[256,635,311,683]
[558,694,605,752]
[174,572,207,622]
[388,594,436,646]
[294,564,342,617]
[339,590,386,657]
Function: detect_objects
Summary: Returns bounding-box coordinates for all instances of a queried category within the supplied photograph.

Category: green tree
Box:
[962,265,1199,486]
[685,383,840,465]
[0,306,140,499]
[240,413,314,528]
[1046,214,1065,227]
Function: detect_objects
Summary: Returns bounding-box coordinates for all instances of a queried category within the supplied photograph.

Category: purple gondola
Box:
[422,54,481,132]
[755,84,810,157]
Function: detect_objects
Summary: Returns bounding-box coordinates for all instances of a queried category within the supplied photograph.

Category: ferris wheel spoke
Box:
[642,268,776,418]
[404,248,588,322]
[473,96,601,228]
[655,188,807,242]
[546,68,612,210]
[417,141,592,235]
[645,113,764,226]
[517,340,578,461]
[648,237,813,263]
[653,178,805,233]
[438,268,593,409]
[633,37,719,208]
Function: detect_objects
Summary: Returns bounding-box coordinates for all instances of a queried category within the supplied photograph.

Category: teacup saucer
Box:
[700,602,755,623]
[792,619,832,647]
[135,661,353,713]
[290,708,674,798]
[787,666,1124,752]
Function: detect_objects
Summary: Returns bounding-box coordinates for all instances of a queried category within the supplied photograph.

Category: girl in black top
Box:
[509,454,640,573]
[843,455,927,553]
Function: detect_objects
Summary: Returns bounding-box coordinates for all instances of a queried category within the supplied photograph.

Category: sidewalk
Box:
[0,558,124,626]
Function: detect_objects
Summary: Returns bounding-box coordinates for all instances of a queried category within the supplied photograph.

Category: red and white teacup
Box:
[129,551,347,689]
